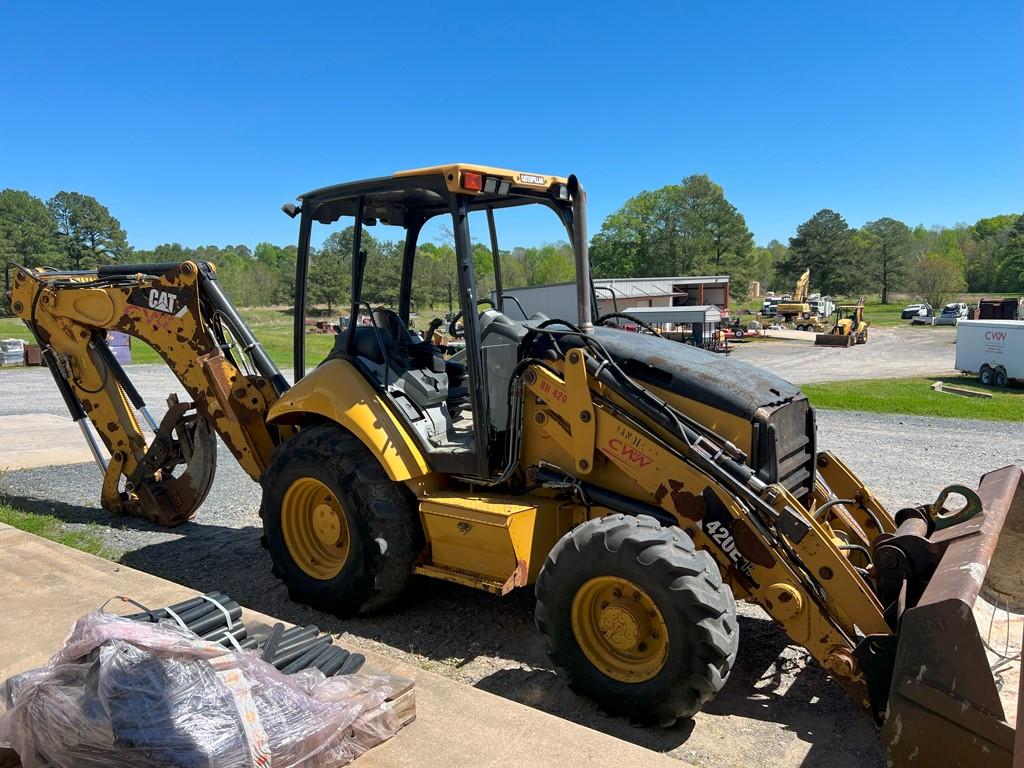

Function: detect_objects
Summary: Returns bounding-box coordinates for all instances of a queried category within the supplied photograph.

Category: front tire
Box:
[260,423,423,615]
[535,515,738,725]
[980,365,993,386]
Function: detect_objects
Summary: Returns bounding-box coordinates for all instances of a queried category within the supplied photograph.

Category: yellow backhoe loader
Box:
[816,301,870,346]
[7,164,1023,766]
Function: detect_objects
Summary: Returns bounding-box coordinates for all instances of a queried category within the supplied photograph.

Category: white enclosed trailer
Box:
[954,319,1024,386]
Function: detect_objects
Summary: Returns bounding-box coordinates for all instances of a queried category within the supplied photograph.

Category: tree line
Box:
[0,188,575,315]
[590,174,1023,307]
[2,183,1020,318]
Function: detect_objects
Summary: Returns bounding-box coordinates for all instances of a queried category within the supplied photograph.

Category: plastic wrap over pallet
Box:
[0,611,401,768]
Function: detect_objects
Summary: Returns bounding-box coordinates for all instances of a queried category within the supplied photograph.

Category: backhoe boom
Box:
[8,260,286,524]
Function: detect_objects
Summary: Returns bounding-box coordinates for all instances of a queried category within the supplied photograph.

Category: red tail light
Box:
[461,171,483,191]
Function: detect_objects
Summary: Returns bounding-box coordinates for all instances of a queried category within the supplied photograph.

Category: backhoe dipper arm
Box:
[8,260,285,525]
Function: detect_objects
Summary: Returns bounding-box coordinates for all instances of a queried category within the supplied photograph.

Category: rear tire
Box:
[260,423,423,615]
[995,367,1009,388]
[535,514,738,725]
[980,365,993,386]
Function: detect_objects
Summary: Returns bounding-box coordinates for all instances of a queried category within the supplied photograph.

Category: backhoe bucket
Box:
[814,332,853,347]
[876,465,1024,767]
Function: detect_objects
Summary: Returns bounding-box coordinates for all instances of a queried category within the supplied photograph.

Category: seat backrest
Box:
[332,326,392,365]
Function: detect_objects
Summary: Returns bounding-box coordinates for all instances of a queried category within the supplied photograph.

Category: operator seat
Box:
[332,309,467,404]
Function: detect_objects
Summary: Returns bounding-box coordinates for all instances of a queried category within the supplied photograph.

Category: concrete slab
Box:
[761,328,818,342]
[0,523,683,768]
[0,414,97,471]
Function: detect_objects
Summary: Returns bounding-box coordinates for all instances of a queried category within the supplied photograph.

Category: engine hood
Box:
[590,326,803,421]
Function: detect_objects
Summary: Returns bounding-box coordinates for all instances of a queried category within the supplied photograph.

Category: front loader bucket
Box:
[878,465,1024,768]
[984,473,1024,612]
[814,332,853,347]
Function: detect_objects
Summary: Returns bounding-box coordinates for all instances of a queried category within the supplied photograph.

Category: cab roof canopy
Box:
[298,163,571,229]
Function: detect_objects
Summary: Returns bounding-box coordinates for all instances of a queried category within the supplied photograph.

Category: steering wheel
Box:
[448,298,495,337]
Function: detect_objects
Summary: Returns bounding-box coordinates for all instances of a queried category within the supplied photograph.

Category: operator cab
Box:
[288,164,585,478]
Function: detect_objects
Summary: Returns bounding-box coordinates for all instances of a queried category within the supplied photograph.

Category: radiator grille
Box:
[764,399,816,502]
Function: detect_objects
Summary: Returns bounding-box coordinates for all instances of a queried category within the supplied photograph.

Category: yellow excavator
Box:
[7,164,1024,766]
[775,268,812,321]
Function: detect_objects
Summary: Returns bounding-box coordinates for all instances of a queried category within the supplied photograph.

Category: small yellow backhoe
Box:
[816,300,870,346]
[7,164,1023,766]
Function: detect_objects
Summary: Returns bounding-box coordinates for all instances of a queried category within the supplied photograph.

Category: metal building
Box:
[499,275,730,321]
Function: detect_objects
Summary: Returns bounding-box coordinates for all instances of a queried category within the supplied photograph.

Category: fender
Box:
[267,358,430,482]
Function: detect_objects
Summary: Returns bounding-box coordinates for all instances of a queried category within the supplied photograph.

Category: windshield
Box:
[465,203,577,321]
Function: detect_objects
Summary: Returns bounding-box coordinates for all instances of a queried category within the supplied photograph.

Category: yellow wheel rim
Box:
[281,477,350,580]
[571,576,669,683]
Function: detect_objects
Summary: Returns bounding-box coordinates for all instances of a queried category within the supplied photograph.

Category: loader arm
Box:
[522,349,885,706]
[7,260,287,525]
[518,337,1023,765]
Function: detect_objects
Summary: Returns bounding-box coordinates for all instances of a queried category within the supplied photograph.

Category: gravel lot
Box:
[730,324,958,384]
[0,326,1019,767]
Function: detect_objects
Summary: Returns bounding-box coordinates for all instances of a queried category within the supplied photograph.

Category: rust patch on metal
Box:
[732,520,775,567]
[500,559,529,595]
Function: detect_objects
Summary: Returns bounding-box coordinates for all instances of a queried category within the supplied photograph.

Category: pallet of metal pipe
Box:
[320,648,350,677]
[176,598,230,626]
[273,636,328,668]
[124,592,227,621]
[202,625,248,642]
[187,602,241,635]
[309,645,342,673]
[338,652,365,676]
[281,637,334,674]
[260,623,286,662]
[272,630,323,657]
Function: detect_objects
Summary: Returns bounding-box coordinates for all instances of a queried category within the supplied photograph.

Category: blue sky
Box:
[1,1,1020,251]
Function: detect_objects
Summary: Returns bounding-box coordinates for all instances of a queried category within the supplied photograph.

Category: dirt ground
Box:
[1,323,1019,767]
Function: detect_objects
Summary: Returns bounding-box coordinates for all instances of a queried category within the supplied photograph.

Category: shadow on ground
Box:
[3,492,884,766]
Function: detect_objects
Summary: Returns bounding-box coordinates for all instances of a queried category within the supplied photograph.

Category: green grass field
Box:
[0,316,31,343]
[0,501,120,559]
[802,376,1024,422]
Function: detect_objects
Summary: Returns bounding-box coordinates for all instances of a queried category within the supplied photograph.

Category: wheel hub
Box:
[312,503,342,545]
[598,604,642,650]
[571,576,669,682]
[280,477,351,580]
